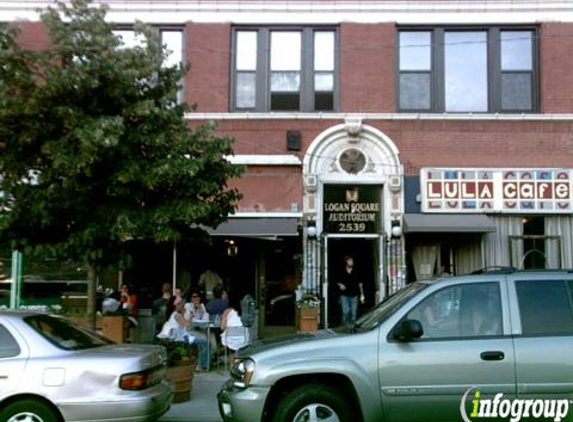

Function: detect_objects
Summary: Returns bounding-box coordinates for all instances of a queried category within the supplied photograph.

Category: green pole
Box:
[9,250,22,309]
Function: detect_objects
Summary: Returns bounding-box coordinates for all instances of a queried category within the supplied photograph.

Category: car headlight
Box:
[230,357,255,388]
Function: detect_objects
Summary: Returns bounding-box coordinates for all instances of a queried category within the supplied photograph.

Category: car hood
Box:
[239,329,341,356]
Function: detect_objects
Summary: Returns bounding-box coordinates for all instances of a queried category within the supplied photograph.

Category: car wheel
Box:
[0,399,58,422]
[273,384,353,422]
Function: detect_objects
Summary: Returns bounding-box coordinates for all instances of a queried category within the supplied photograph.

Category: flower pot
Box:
[166,357,196,403]
[297,308,319,332]
[101,315,128,343]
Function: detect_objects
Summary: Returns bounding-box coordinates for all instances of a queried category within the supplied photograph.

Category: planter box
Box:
[166,357,196,403]
[296,308,319,332]
[101,315,128,343]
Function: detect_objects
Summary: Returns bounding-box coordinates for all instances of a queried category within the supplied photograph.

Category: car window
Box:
[0,324,21,358]
[403,282,502,339]
[516,279,573,336]
[356,282,427,330]
[25,314,113,350]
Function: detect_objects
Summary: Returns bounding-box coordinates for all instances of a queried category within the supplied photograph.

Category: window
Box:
[0,325,20,358]
[404,283,502,339]
[114,28,184,102]
[398,27,537,113]
[232,28,337,112]
[516,280,573,335]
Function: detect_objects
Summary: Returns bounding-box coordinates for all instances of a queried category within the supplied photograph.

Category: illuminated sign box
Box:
[421,168,573,213]
[323,185,382,234]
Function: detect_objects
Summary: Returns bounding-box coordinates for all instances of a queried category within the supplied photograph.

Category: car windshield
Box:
[355,282,428,331]
[25,314,113,351]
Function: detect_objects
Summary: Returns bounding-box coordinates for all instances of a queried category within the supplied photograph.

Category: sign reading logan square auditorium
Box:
[421,168,573,213]
[323,185,382,234]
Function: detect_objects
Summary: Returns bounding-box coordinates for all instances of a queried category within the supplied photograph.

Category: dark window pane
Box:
[516,280,573,335]
[399,73,431,110]
[315,92,333,111]
[271,92,300,110]
[501,73,532,111]
[236,72,256,108]
[0,325,20,358]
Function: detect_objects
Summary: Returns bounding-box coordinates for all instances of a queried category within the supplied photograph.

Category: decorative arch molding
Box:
[303,118,402,182]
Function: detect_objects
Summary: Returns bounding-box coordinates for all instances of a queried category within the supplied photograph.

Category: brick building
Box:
[3,1,573,331]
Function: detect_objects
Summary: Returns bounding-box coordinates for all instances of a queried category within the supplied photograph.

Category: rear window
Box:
[25,314,113,350]
[516,279,573,335]
[0,324,20,358]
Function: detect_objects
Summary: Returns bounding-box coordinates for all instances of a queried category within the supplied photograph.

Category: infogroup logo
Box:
[460,388,570,422]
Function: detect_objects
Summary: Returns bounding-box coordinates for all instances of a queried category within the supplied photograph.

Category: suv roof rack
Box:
[470,266,517,275]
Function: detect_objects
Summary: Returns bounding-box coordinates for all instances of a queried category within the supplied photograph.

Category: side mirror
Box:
[393,319,424,342]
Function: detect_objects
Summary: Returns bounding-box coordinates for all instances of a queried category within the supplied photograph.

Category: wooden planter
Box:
[297,308,320,332]
[101,315,128,343]
[166,357,196,403]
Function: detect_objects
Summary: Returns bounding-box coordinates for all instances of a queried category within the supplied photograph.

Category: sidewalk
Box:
[160,370,227,422]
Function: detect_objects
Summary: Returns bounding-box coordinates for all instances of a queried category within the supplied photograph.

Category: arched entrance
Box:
[301,118,405,327]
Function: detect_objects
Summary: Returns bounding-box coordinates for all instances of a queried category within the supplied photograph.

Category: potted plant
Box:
[156,339,198,403]
[296,294,321,332]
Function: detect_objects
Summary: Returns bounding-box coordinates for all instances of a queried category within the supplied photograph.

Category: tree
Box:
[0,0,243,325]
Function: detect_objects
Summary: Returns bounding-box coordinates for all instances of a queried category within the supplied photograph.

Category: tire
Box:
[273,383,354,422]
[0,399,58,422]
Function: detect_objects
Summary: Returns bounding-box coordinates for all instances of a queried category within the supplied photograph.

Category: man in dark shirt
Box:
[337,255,365,326]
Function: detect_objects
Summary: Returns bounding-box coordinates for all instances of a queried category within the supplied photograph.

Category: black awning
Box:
[208,217,300,238]
[403,214,496,233]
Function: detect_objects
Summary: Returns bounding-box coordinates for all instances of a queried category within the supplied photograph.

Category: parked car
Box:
[218,269,573,422]
[0,310,173,422]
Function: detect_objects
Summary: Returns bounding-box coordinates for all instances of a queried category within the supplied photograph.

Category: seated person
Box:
[157,297,210,371]
[206,285,229,319]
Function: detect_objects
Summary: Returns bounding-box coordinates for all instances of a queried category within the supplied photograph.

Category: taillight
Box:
[120,366,165,390]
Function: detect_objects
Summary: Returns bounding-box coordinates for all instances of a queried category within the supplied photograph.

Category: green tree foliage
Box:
[0,0,243,268]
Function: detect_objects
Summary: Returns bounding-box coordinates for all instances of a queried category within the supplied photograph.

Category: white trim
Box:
[226,155,301,166]
[229,211,303,218]
[3,1,573,24]
[187,112,573,122]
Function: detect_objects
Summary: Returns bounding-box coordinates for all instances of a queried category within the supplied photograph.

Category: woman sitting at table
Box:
[157,296,210,372]
[184,290,217,365]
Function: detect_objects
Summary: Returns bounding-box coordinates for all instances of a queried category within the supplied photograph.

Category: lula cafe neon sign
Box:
[421,168,573,213]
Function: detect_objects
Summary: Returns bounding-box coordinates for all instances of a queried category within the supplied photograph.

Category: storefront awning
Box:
[403,214,496,233]
[207,217,300,238]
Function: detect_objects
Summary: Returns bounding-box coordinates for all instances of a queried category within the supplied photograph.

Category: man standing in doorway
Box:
[337,255,365,327]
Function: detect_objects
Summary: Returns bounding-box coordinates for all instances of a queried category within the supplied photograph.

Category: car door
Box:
[0,322,28,399]
[379,281,516,422]
[510,275,573,407]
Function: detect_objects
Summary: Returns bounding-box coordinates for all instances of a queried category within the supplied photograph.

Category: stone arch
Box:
[303,118,401,182]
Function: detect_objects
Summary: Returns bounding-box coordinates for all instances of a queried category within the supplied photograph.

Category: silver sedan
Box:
[0,310,173,422]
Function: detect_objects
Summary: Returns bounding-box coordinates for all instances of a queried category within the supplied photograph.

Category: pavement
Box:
[160,369,227,422]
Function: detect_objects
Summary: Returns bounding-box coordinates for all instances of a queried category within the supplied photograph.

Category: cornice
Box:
[185,112,573,122]
[3,1,573,24]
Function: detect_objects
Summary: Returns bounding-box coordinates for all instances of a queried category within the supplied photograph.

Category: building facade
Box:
[3,1,573,331]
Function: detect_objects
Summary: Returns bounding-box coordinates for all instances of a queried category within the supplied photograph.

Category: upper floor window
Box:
[114,28,184,102]
[398,27,537,113]
[232,27,338,112]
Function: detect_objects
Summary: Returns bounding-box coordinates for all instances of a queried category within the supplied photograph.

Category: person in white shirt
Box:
[157,298,210,371]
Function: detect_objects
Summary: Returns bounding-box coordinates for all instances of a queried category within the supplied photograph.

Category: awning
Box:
[403,214,496,233]
[207,217,300,238]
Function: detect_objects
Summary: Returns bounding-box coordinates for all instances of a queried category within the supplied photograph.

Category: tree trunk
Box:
[87,264,98,331]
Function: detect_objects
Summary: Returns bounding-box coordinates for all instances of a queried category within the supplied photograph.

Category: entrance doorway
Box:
[325,237,379,327]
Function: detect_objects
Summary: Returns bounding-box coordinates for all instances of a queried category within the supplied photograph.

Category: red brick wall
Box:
[185,23,231,112]
[540,22,573,113]
[14,22,50,51]
[339,23,395,112]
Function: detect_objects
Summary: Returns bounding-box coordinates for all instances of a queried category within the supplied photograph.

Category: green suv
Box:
[217,269,573,422]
